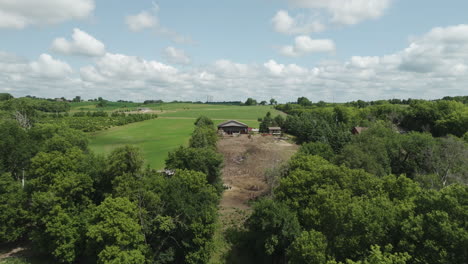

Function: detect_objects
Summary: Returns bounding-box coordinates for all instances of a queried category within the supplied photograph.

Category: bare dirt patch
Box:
[217,135,298,220]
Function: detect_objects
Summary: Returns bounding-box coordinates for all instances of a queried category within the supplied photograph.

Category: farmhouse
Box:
[218,120,249,134]
[268,127,281,136]
[351,126,369,135]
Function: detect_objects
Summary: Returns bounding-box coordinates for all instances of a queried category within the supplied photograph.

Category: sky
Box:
[1,0,468,103]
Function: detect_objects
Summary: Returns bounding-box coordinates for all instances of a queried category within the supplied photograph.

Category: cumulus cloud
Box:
[280,35,335,57]
[163,47,191,65]
[125,11,158,32]
[287,0,392,25]
[2,24,468,102]
[51,28,106,57]
[125,5,193,44]
[272,10,325,35]
[0,0,94,29]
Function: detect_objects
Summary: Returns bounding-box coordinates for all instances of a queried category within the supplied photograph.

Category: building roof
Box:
[352,127,369,134]
[268,127,281,130]
[217,120,249,128]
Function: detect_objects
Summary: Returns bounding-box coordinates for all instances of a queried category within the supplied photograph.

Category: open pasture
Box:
[88,104,280,169]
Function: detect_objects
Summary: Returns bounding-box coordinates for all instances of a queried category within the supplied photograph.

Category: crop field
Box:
[88,103,284,169]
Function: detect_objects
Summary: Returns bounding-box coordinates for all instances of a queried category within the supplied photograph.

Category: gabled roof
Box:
[352,127,369,134]
[217,120,248,128]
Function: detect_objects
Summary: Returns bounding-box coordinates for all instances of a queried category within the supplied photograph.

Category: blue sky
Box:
[1,0,468,102]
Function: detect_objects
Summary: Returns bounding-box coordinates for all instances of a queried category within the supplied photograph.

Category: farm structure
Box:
[217,120,249,134]
[268,127,281,136]
[351,126,369,135]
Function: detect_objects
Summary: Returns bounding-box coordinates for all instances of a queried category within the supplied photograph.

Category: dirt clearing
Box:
[217,135,298,221]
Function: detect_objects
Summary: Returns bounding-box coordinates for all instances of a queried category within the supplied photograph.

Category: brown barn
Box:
[217,120,249,134]
[351,126,369,135]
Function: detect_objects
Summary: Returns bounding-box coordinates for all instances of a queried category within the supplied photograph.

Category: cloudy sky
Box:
[1,0,467,102]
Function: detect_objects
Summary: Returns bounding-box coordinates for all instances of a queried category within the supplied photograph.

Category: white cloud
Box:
[125,5,193,44]
[0,0,94,29]
[280,35,335,57]
[287,0,392,25]
[125,11,158,32]
[163,47,191,65]
[2,24,468,102]
[51,28,106,57]
[272,10,325,35]
[30,54,73,78]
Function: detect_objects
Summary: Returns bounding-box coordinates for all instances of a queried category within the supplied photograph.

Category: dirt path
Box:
[0,247,26,261]
[217,135,298,223]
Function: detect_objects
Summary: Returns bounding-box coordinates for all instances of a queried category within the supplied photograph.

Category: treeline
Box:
[0,115,223,263]
[0,96,157,132]
[43,112,158,132]
[277,97,468,138]
[236,154,467,263]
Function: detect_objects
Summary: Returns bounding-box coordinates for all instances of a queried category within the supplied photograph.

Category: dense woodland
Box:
[0,93,467,263]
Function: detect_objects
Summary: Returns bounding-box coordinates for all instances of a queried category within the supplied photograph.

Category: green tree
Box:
[87,197,147,264]
[297,97,312,107]
[245,98,257,106]
[287,230,328,264]
[245,199,301,262]
[0,93,13,101]
[166,146,223,187]
[0,173,28,243]
[270,98,278,105]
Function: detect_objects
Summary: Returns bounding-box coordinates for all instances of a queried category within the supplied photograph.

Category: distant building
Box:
[351,127,369,135]
[217,120,249,134]
[268,127,281,136]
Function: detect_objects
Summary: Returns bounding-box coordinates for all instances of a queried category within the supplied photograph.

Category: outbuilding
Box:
[351,127,369,135]
[217,120,249,134]
[268,127,282,136]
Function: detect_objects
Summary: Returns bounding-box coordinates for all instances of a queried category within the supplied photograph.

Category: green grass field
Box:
[88,103,283,169]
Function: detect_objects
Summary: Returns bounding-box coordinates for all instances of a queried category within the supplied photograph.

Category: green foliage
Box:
[0,173,28,243]
[299,142,335,160]
[194,115,214,128]
[166,146,223,187]
[87,197,147,264]
[297,97,313,107]
[287,230,328,264]
[0,93,13,101]
[160,170,219,264]
[0,120,32,176]
[189,126,218,149]
[245,199,301,262]
[246,153,467,263]
[244,98,257,106]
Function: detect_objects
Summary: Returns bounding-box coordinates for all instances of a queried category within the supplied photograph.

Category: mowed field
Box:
[88,103,284,169]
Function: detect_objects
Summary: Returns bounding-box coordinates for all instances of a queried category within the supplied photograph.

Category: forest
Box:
[0,93,467,264]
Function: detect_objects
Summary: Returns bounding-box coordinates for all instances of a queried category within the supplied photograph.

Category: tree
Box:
[287,230,328,264]
[245,98,257,106]
[297,97,312,107]
[270,98,278,105]
[166,146,223,187]
[160,170,219,263]
[260,100,267,105]
[194,115,214,128]
[0,173,28,243]
[72,96,81,103]
[87,197,147,264]
[189,126,218,149]
[0,93,13,101]
[245,199,301,262]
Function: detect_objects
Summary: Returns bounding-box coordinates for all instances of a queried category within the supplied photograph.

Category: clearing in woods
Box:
[211,134,298,263]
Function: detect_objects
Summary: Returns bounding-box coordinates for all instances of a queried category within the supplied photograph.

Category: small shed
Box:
[351,127,368,135]
[218,120,249,134]
[269,127,281,136]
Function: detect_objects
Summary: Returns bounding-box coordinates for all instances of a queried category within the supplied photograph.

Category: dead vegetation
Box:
[217,134,298,224]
